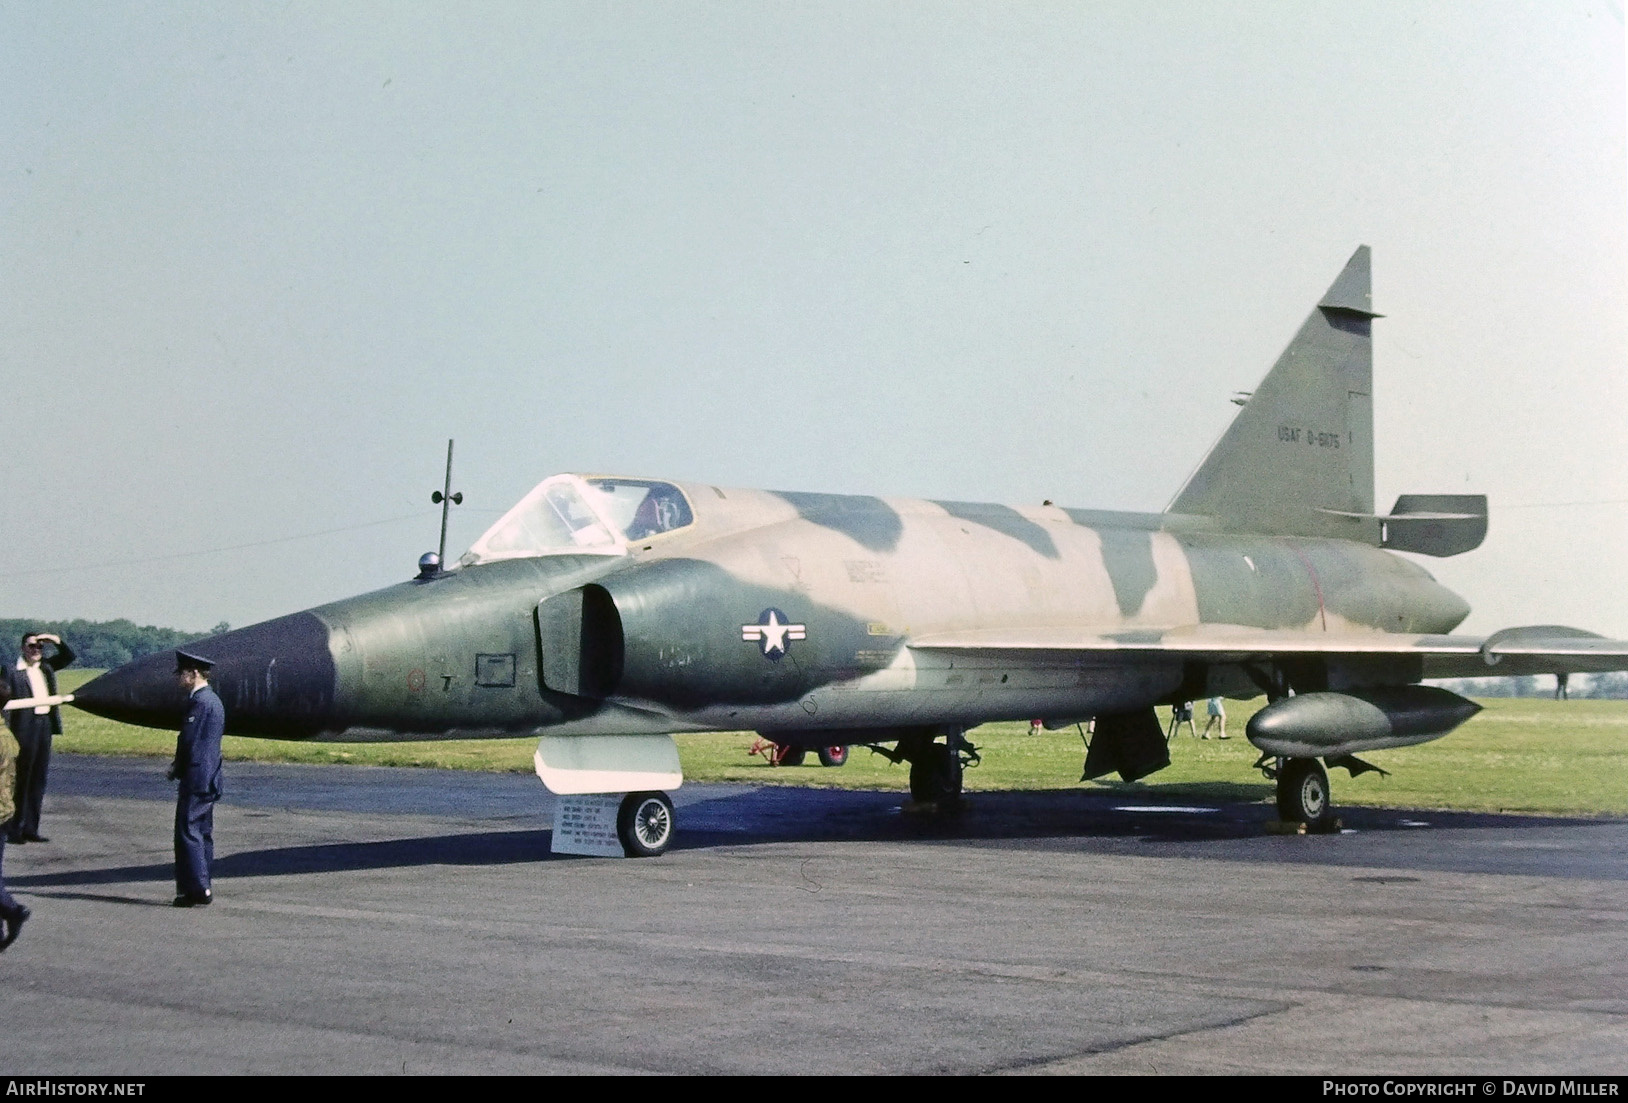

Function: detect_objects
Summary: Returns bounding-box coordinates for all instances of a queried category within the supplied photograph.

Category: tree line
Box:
[0,618,230,671]
[1433,673,1628,699]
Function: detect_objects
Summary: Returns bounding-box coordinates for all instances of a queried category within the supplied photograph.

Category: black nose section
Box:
[72,648,189,729]
[74,611,342,738]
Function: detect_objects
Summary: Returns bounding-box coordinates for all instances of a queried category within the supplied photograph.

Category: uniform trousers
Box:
[174,791,217,898]
[0,836,19,919]
[10,713,51,837]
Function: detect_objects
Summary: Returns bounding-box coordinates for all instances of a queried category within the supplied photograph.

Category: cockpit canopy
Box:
[460,474,694,566]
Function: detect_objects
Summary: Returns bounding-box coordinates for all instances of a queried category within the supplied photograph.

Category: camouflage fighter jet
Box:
[75,247,1628,855]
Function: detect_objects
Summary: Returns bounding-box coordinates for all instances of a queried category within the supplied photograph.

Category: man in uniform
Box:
[6,631,75,844]
[0,678,30,950]
[168,650,224,907]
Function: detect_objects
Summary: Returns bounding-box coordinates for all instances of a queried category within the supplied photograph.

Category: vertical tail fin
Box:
[1168,246,1381,543]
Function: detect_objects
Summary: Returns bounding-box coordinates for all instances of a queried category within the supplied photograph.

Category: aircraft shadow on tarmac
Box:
[12,786,1615,891]
[673,784,1611,848]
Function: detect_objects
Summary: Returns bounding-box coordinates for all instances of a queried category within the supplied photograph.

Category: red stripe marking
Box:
[1287,542,1328,631]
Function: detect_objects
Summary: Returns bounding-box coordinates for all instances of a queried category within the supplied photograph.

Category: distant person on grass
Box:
[1167,701,1196,740]
[1202,696,1229,740]
[6,631,75,844]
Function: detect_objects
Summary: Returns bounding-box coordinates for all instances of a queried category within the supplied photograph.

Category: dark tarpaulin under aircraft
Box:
[74,247,1628,855]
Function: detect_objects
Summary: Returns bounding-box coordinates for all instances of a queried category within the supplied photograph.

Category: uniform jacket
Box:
[173,685,225,800]
[6,640,75,737]
[0,728,16,823]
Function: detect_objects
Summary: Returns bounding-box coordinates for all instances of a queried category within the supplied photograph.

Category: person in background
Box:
[1202,696,1229,739]
[6,631,75,844]
[1167,701,1196,740]
[0,678,30,950]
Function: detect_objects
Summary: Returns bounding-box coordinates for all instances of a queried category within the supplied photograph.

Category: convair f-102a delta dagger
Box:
[75,248,1628,855]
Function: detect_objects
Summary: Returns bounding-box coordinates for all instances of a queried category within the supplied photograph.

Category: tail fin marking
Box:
[1168,246,1380,543]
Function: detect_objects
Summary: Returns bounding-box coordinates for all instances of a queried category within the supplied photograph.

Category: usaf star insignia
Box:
[741,608,806,661]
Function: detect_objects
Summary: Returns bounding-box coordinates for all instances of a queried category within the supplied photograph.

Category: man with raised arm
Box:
[6,631,75,844]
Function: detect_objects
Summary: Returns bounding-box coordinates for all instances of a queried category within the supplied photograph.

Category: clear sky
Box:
[2,1,1624,638]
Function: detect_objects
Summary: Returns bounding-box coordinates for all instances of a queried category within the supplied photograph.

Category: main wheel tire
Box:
[774,744,806,767]
[1276,758,1332,826]
[617,791,675,857]
[817,745,848,767]
[908,743,959,803]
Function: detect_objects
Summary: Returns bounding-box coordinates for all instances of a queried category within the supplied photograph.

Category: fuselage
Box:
[74,476,1470,741]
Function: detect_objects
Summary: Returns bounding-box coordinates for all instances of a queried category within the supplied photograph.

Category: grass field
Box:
[50,670,1628,816]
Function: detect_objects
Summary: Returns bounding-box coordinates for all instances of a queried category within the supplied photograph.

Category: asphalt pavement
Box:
[0,754,1623,1074]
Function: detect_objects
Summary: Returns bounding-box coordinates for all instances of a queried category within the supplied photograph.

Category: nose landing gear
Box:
[617,791,675,857]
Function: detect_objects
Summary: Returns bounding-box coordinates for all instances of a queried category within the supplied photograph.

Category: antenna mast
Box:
[429,438,463,574]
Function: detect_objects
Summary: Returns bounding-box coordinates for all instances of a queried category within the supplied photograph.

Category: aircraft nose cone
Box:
[74,611,343,737]
[73,650,190,729]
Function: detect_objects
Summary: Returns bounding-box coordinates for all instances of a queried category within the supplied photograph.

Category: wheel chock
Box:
[1265,817,1343,836]
[900,797,968,816]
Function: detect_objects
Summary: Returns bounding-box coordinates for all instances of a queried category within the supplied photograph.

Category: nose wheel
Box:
[617,791,675,857]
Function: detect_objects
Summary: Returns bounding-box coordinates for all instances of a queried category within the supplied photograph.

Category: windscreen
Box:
[460,475,693,565]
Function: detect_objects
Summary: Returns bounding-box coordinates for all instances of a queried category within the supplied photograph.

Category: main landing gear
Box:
[909,743,958,804]
[876,728,980,807]
[1275,758,1332,828]
[1257,751,1389,832]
